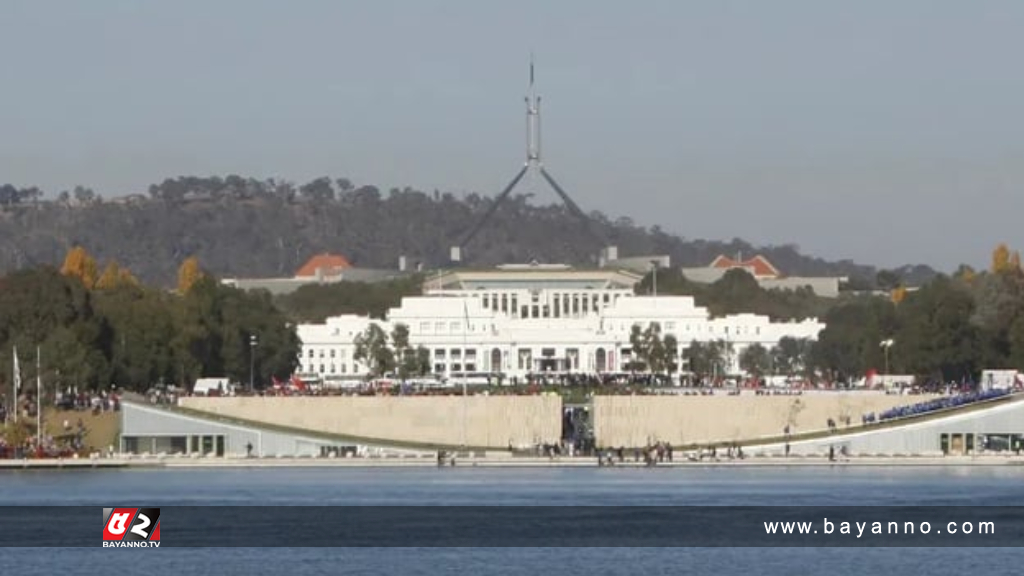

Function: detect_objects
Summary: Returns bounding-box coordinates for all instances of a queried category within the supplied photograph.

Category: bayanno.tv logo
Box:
[102,508,161,548]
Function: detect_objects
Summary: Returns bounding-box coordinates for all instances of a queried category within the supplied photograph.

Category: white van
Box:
[193,377,234,396]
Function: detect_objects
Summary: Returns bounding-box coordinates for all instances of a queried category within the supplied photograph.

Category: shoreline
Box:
[2,455,1023,470]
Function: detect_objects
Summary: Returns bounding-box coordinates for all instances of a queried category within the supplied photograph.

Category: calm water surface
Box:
[0,466,1019,575]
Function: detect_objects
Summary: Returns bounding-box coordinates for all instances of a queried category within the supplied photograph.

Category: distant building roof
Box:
[295,253,352,278]
[426,265,642,291]
[223,268,411,295]
[709,254,780,278]
[603,255,671,274]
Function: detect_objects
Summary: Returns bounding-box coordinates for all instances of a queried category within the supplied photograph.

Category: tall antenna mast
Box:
[526,53,541,163]
[452,56,603,263]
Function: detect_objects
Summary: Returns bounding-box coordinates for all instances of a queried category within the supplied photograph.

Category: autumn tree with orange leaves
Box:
[95,261,140,291]
[990,243,1022,275]
[177,256,204,294]
[60,246,98,289]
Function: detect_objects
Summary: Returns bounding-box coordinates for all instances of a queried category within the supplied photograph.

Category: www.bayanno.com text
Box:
[764,519,995,538]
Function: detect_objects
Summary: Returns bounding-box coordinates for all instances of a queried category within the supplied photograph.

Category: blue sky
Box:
[2,0,1023,271]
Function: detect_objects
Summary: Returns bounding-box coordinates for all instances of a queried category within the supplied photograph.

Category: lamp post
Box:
[461,314,468,450]
[249,334,259,393]
[880,339,894,386]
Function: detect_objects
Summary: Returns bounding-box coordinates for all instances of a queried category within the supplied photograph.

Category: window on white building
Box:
[330,349,336,358]
[307,349,314,358]
[665,322,675,331]
[339,349,346,361]
[450,322,460,332]
[330,364,336,374]
[419,322,430,333]
[450,349,462,359]
[434,363,445,373]
[318,364,325,374]
[435,322,445,332]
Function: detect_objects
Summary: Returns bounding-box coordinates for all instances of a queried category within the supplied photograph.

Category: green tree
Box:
[299,176,335,202]
[0,268,110,390]
[390,323,420,380]
[275,276,424,323]
[635,268,697,297]
[0,263,299,392]
[953,264,977,284]
[739,343,771,378]
[773,337,811,376]
[893,275,978,381]
[811,297,896,383]
[353,324,394,377]
[93,285,177,389]
[628,324,647,371]
[209,283,299,386]
[708,269,762,316]
[684,340,729,381]
[1008,316,1024,370]
[662,333,679,374]
[876,269,901,291]
[414,345,432,377]
[42,326,107,390]
[626,322,671,374]
[970,270,1024,368]
[171,276,222,385]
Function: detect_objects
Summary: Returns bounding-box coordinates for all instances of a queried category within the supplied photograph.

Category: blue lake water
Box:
[0,465,1020,575]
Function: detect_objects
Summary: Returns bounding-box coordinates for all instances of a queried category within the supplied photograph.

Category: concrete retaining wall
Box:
[593,392,943,446]
[179,396,562,448]
[755,395,1024,456]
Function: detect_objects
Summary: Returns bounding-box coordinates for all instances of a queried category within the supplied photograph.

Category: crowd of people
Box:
[863,388,1011,424]
[0,433,79,459]
[597,443,675,466]
[1,388,119,459]
[54,389,121,414]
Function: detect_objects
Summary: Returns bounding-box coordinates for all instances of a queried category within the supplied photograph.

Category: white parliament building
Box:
[295,264,825,385]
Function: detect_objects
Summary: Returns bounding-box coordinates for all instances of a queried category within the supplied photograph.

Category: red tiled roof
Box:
[709,254,780,278]
[295,253,352,278]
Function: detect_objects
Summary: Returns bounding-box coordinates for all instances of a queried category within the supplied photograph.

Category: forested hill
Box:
[0,177,936,287]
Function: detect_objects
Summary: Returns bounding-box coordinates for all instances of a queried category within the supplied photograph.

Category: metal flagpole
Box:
[36,346,41,447]
[12,346,20,424]
[8,347,12,424]
[461,300,469,450]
